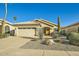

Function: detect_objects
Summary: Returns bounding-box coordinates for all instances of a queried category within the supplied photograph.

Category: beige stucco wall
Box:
[37,22,57,34]
[4,23,15,30]
[0,21,17,35]
[0,19,57,36]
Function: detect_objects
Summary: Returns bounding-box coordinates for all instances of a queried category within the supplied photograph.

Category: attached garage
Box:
[17,27,36,37]
[13,20,57,37]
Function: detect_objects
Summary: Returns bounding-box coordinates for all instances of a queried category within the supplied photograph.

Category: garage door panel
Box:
[17,29,35,37]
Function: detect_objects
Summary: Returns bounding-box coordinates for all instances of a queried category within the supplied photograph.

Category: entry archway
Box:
[5,25,10,34]
[44,27,50,35]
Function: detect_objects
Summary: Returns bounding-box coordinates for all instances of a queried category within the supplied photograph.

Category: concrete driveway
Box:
[0,36,79,56]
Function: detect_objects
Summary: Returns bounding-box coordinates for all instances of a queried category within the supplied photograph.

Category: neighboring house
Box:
[62,22,79,33]
[0,19,57,37]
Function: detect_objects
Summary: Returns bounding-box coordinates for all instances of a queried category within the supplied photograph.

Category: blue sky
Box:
[0,3,79,27]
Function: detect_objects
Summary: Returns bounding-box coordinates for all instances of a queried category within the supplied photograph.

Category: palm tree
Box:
[13,16,17,36]
[4,3,7,21]
[1,3,7,35]
[13,16,17,23]
[58,16,61,33]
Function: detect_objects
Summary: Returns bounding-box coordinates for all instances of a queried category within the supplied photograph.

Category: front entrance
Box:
[5,26,15,36]
[5,26,10,34]
[5,26,10,36]
[44,27,50,35]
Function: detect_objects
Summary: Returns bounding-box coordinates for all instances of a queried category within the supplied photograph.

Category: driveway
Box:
[0,36,31,54]
[0,36,79,56]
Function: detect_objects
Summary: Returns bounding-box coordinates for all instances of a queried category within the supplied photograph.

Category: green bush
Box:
[60,30,66,36]
[54,39,60,42]
[67,32,79,46]
[66,32,71,40]
[0,33,9,38]
[60,30,71,36]
[51,32,59,39]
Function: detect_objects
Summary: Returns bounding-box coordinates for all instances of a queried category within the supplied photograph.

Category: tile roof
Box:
[62,22,79,29]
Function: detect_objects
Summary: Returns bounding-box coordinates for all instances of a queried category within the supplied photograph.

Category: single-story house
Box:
[0,19,57,37]
[62,22,79,33]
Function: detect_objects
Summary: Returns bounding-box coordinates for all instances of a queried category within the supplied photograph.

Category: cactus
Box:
[58,16,61,33]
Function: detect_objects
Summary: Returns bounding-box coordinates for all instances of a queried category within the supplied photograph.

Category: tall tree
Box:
[13,16,17,23]
[13,16,17,36]
[58,16,61,33]
[4,3,7,21]
[1,3,8,35]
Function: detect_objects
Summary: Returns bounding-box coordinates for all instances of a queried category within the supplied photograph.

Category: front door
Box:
[5,26,10,34]
[44,27,50,35]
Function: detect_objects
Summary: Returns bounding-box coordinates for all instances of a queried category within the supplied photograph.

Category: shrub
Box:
[60,30,71,36]
[0,33,9,38]
[66,32,71,40]
[51,32,59,39]
[60,30,66,36]
[54,39,60,42]
[67,32,79,46]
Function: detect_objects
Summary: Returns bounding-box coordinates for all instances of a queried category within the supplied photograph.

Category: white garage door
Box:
[17,28,35,37]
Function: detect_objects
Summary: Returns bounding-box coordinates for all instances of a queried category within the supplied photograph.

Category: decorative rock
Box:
[48,39,55,46]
